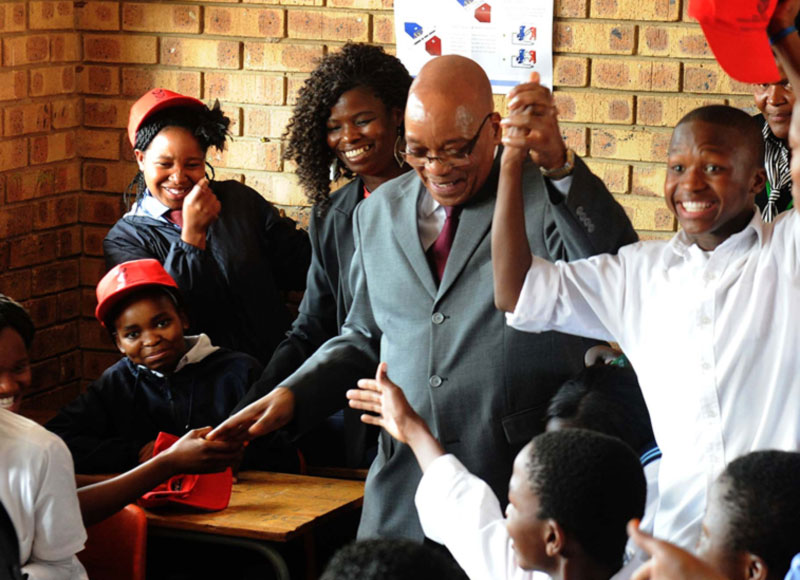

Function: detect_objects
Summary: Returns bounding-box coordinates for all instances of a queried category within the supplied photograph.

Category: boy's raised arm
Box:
[347,363,444,472]
[493,71,566,312]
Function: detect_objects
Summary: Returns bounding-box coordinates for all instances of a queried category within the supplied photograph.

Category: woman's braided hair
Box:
[126,100,231,208]
[283,43,413,211]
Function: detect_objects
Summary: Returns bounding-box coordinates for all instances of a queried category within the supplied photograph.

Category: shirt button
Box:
[701,362,711,371]
[700,315,711,325]
[432,312,445,324]
[704,272,717,282]
[429,375,443,388]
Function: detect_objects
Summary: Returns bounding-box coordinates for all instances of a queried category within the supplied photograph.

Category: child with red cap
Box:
[46,259,292,475]
[104,88,311,365]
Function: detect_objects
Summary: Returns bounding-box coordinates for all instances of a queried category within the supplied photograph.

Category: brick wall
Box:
[0,0,756,410]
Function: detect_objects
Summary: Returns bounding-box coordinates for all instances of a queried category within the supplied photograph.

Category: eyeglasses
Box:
[402,113,493,169]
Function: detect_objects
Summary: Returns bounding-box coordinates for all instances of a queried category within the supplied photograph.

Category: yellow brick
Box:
[584,160,630,193]
[29,65,76,96]
[121,3,200,33]
[0,71,28,101]
[591,0,679,21]
[205,7,284,38]
[631,164,667,197]
[78,65,120,95]
[243,107,293,138]
[553,56,589,87]
[52,98,81,129]
[77,1,120,30]
[243,171,307,206]
[121,68,201,98]
[636,95,724,127]
[0,138,28,172]
[683,62,753,95]
[29,2,74,30]
[244,42,322,72]
[638,25,711,59]
[328,0,387,7]
[374,13,394,44]
[560,126,587,156]
[591,58,680,92]
[50,33,81,62]
[590,127,672,162]
[555,22,635,55]
[161,38,240,70]
[83,97,133,128]
[84,34,157,64]
[3,35,50,66]
[212,139,282,172]
[727,96,759,115]
[0,2,27,32]
[83,161,137,192]
[554,91,634,124]
[206,72,285,106]
[78,128,121,160]
[287,10,369,41]
[3,103,51,137]
[30,131,76,165]
[614,195,675,231]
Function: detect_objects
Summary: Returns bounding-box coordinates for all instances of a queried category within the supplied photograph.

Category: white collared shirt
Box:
[506,209,800,549]
[125,190,175,227]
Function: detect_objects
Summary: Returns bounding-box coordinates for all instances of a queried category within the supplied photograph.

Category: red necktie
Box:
[427,205,461,283]
[166,209,183,228]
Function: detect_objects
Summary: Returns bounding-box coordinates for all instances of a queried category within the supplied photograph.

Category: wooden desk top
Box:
[144,471,364,542]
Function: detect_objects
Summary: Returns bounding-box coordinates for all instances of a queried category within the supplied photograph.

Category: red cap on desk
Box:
[138,432,233,512]
[95,259,179,327]
[128,88,205,147]
[690,0,781,83]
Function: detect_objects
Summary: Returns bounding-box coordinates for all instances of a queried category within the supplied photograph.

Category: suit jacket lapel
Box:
[390,178,438,299]
[437,151,501,298]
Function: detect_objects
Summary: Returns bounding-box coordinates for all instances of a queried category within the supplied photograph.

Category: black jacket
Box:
[46,348,262,473]
[103,180,312,364]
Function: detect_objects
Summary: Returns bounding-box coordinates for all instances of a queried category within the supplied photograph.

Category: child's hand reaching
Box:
[347,363,445,472]
[161,427,244,475]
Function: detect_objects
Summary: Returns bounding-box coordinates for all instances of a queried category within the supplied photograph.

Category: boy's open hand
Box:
[347,363,422,444]
[181,178,221,249]
[628,520,728,580]
[162,427,244,474]
[501,71,567,172]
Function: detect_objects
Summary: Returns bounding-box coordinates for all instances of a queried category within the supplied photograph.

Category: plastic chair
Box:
[77,504,147,580]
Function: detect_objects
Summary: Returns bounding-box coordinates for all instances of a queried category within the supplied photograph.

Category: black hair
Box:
[320,539,468,580]
[104,286,186,335]
[546,364,656,455]
[717,450,800,578]
[527,429,646,571]
[675,105,765,167]
[126,100,231,208]
[0,294,35,348]
[283,42,413,211]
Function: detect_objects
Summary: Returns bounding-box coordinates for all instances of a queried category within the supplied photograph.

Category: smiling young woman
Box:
[232,44,414,468]
[103,89,311,365]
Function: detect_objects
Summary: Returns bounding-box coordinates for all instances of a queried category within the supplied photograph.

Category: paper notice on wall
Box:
[394,0,553,94]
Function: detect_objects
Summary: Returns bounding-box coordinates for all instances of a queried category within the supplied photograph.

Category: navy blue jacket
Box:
[46,349,262,474]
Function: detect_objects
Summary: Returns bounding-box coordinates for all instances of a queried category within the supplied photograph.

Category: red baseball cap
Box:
[95,259,179,327]
[690,0,781,84]
[128,88,205,147]
[138,432,233,512]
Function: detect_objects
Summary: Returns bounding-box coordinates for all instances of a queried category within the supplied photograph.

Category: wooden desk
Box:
[144,471,364,579]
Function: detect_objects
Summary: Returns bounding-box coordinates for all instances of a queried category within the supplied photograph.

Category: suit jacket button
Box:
[429,375,443,388]
[431,312,445,324]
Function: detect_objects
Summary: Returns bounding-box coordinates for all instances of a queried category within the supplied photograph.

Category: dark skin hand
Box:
[180,177,221,250]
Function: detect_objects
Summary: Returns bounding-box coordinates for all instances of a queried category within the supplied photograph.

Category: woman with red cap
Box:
[103,89,311,365]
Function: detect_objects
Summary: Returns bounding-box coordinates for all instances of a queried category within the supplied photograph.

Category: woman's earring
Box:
[329,158,340,182]
[394,133,406,168]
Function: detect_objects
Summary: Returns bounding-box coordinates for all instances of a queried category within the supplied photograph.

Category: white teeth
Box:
[681,201,712,212]
[0,396,15,409]
[343,145,371,158]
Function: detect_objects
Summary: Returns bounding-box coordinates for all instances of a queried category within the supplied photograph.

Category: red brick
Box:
[30,131,76,165]
[78,128,121,160]
[3,35,50,66]
[553,56,588,87]
[30,357,62,390]
[83,225,110,256]
[24,294,60,326]
[77,1,120,30]
[0,270,32,300]
[0,3,27,32]
[29,321,78,359]
[50,33,81,62]
[244,42,321,72]
[639,25,711,59]
[80,191,127,224]
[636,95,724,127]
[3,103,51,137]
[57,289,81,320]
[22,381,81,414]
[0,71,28,102]
[29,2,74,30]
[9,232,59,268]
[31,260,79,296]
[591,58,681,92]
[34,195,79,230]
[83,98,132,128]
[30,65,76,96]
[161,38,241,70]
[0,138,28,172]
[5,162,81,203]
[78,65,120,95]
[287,10,369,41]
[206,72,285,105]
[121,68,202,98]
[52,98,81,129]
[84,34,157,63]
[122,3,200,33]
[80,256,106,287]
[206,7,284,38]
[82,351,121,381]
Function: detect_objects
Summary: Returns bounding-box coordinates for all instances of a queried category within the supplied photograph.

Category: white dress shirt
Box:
[506,209,800,549]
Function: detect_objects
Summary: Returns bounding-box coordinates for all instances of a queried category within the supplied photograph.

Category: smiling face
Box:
[752,63,795,142]
[664,120,765,251]
[326,86,405,192]
[404,91,500,207]
[0,326,31,413]
[113,292,188,374]
[135,126,206,210]
[506,442,553,572]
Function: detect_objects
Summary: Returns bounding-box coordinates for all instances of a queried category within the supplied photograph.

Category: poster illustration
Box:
[394,0,553,94]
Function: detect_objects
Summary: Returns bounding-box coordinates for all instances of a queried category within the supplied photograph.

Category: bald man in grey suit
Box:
[212,56,637,540]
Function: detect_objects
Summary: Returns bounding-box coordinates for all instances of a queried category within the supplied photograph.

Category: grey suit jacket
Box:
[284,151,638,539]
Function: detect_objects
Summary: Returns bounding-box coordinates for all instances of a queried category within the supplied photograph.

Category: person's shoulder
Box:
[327,179,364,214]
[191,347,262,375]
[358,171,419,215]
[0,410,71,459]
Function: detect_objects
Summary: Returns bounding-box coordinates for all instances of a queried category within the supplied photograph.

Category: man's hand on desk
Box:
[207,387,295,442]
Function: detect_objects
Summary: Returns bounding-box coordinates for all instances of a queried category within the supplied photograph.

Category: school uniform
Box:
[507,209,800,549]
[103,180,311,364]
[46,335,262,474]
[754,113,793,222]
